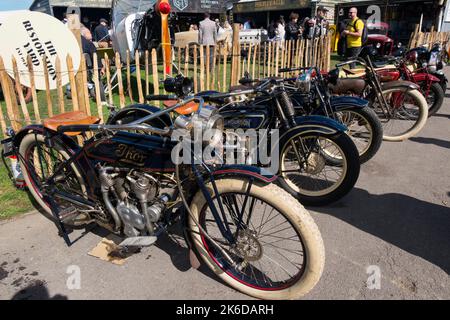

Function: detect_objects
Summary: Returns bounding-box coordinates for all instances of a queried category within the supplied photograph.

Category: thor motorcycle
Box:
[1,94,325,300]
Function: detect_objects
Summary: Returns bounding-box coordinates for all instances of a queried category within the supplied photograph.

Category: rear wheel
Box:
[18,131,89,226]
[189,178,325,299]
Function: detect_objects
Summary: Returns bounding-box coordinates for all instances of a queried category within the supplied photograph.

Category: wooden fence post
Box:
[55,56,65,113]
[135,50,144,104]
[11,57,31,125]
[92,52,104,122]
[151,49,159,96]
[116,52,125,108]
[67,14,87,114]
[0,57,21,131]
[230,23,240,86]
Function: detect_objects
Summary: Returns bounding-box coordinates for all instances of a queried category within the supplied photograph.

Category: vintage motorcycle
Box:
[277,66,383,164]
[328,48,428,142]
[109,75,361,207]
[405,43,448,93]
[1,94,325,299]
[373,51,444,116]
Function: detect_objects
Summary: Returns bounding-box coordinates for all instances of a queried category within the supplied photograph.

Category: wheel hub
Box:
[305,152,326,175]
[234,230,263,262]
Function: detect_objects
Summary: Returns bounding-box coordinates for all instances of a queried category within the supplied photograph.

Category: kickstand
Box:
[44,194,75,247]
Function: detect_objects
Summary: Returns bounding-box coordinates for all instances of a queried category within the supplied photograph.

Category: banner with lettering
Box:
[0,11,81,90]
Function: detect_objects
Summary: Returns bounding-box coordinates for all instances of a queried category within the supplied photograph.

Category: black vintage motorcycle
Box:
[109,75,361,207]
[254,66,383,164]
[1,94,325,299]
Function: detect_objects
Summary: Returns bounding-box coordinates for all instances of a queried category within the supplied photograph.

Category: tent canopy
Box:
[112,0,228,26]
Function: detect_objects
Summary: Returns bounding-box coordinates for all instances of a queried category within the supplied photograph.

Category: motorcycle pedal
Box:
[119,236,157,248]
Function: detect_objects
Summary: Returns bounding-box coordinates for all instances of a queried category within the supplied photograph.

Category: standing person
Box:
[342,7,364,67]
[198,13,217,71]
[267,20,277,41]
[303,6,330,39]
[276,18,285,42]
[94,18,111,48]
[243,17,253,30]
[285,12,300,40]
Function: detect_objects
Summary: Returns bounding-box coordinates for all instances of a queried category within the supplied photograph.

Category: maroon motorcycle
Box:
[375,51,444,116]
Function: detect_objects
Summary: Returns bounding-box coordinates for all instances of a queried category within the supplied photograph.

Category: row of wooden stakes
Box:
[0,38,332,137]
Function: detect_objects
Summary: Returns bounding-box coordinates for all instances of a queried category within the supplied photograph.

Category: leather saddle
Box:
[328,78,366,95]
[162,100,200,115]
[43,111,100,136]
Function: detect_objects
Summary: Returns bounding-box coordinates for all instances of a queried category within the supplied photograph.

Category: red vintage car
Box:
[366,22,400,57]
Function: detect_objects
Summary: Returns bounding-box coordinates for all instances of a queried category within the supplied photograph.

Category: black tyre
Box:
[279,132,360,206]
[424,82,444,116]
[334,107,383,164]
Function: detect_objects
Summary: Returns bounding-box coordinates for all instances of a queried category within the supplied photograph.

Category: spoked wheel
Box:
[18,131,90,226]
[334,107,383,164]
[371,88,428,141]
[189,178,325,299]
[279,132,360,206]
[422,82,444,116]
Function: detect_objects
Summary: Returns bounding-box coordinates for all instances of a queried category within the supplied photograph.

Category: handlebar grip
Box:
[278,68,291,73]
[145,95,177,101]
[335,62,347,67]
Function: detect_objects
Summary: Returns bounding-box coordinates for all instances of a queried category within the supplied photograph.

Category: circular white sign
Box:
[0,11,81,90]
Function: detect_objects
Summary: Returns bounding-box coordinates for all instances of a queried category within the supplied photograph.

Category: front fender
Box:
[330,96,369,111]
[107,104,173,127]
[280,115,347,141]
[411,72,441,83]
[211,165,277,184]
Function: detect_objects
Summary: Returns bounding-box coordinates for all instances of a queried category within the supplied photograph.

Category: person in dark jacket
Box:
[285,12,300,40]
[94,18,110,48]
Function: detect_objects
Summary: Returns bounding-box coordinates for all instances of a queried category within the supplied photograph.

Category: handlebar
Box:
[145,94,178,101]
[278,67,309,73]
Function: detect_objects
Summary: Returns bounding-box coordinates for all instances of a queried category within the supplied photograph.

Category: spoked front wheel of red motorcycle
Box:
[18,131,90,226]
[189,178,325,300]
[371,88,428,141]
[423,82,444,116]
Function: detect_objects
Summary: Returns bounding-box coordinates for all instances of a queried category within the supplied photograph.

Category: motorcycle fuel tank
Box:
[84,131,176,171]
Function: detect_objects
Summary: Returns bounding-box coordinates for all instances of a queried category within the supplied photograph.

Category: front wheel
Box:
[188,178,325,299]
[422,82,444,116]
[279,132,360,206]
[370,88,428,141]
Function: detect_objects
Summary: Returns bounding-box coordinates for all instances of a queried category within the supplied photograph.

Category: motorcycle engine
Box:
[99,166,165,237]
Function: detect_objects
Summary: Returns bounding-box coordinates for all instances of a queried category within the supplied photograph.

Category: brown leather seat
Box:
[328,78,366,95]
[163,100,199,115]
[43,111,100,136]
